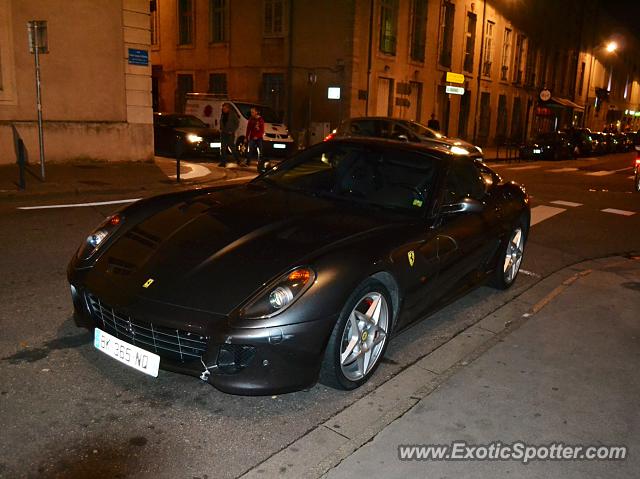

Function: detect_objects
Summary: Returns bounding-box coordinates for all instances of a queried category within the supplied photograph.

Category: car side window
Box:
[443,161,486,204]
[349,120,377,137]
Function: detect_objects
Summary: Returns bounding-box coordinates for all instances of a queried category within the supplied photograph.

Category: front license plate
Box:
[210,142,222,148]
[94,328,160,377]
[533,148,542,154]
[273,143,286,149]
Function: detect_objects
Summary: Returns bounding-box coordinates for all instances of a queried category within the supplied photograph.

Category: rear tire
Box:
[320,279,393,390]
[635,172,640,193]
[489,217,528,290]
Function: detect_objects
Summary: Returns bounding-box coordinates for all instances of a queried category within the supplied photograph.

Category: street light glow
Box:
[606,41,618,53]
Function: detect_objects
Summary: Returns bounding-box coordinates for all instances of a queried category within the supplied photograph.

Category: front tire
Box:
[635,171,640,192]
[490,218,527,290]
[320,279,392,390]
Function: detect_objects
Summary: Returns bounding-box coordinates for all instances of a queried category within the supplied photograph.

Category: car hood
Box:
[174,126,219,137]
[418,135,480,154]
[92,184,402,314]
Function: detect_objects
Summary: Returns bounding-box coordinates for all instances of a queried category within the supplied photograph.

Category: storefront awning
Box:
[549,97,584,111]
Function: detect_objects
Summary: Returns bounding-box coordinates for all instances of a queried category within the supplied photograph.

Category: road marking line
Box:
[506,165,541,171]
[586,170,614,176]
[629,175,636,180]
[530,270,592,315]
[550,200,583,207]
[17,198,141,210]
[519,269,541,278]
[169,162,211,180]
[548,167,578,173]
[530,205,566,226]
[601,208,636,216]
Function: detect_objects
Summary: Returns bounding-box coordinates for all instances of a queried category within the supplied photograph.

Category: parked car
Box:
[184,94,296,160]
[68,138,529,395]
[635,140,640,192]
[153,113,221,158]
[561,128,595,156]
[519,132,574,160]
[330,117,484,159]
[590,132,608,155]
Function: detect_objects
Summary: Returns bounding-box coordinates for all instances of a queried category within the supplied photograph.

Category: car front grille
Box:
[85,293,208,362]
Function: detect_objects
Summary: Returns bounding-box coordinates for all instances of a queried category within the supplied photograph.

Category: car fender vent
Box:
[125,227,161,249]
[106,257,136,275]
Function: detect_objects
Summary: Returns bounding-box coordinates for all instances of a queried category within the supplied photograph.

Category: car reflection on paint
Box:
[68,138,529,395]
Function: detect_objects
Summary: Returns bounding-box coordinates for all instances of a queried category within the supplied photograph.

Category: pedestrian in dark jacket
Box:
[245,107,265,168]
[427,113,440,131]
[219,102,239,167]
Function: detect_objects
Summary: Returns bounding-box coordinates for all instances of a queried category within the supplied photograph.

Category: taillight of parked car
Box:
[324,131,337,141]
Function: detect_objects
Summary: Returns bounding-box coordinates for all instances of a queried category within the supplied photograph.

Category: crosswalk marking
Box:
[549,167,578,173]
[586,170,615,176]
[530,205,566,226]
[601,208,636,217]
[507,165,541,171]
[551,200,583,207]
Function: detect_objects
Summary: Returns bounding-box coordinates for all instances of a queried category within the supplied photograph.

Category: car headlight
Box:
[450,145,470,155]
[76,214,123,260]
[476,146,483,154]
[186,133,203,143]
[240,267,316,319]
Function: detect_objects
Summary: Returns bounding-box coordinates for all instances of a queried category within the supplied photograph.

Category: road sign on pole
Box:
[27,20,48,181]
[445,85,465,95]
[446,72,465,84]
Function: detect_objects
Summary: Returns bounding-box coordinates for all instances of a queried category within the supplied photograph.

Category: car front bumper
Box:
[69,282,335,395]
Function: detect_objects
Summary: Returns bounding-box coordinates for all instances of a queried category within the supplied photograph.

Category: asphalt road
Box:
[0,152,638,478]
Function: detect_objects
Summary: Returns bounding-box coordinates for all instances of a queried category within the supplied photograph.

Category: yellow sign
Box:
[408,250,415,267]
[446,72,465,84]
[142,278,155,288]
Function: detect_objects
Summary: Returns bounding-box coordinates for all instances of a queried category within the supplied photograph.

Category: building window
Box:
[209,0,228,43]
[176,73,193,113]
[500,28,511,81]
[511,97,523,140]
[439,1,455,68]
[264,0,285,37]
[524,42,536,87]
[379,0,398,55]
[208,73,227,95]
[262,73,285,117]
[496,94,508,140]
[578,61,586,96]
[463,12,477,73]
[410,0,427,62]
[482,20,494,77]
[478,92,491,140]
[150,0,159,46]
[512,34,526,84]
[178,0,194,45]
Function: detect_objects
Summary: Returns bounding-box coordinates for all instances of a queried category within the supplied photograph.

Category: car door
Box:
[432,159,501,304]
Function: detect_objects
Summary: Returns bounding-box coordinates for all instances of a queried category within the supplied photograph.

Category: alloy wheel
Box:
[503,227,524,284]
[339,292,389,381]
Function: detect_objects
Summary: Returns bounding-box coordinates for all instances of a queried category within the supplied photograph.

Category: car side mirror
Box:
[441,198,484,215]
[396,134,409,142]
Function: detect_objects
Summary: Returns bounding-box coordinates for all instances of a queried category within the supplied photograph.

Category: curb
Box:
[238,256,631,479]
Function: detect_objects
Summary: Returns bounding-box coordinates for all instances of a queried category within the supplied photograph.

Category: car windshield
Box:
[254,143,438,216]
[235,103,280,123]
[169,115,207,128]
[403,121,444,139]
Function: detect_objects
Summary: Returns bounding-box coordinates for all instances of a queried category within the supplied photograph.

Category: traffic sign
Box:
[446,72,465,84]
[445,85,465,95]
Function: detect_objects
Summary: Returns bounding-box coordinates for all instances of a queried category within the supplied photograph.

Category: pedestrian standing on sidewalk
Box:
[218,102,239,167]
[245,107,265,168]
[427,113,440,131]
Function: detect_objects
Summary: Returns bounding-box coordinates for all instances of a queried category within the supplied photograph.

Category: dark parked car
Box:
[519,132,574,160]
[330,117,484,159]
[68,139,529,395]
[153,113,221,158]
[590,132,608,155]
[561,128,595,156]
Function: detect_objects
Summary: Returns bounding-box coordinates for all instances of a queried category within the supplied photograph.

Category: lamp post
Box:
[27,20,48,180]
[582,40,618,129]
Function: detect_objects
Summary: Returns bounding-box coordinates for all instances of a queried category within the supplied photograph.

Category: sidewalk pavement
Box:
[0,156,256,203]
[242,256,640,479]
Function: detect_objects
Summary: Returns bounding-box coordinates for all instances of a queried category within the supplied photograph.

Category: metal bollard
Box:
[17,138,26,190]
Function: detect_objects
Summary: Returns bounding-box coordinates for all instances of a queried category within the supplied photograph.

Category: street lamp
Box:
[582,39,619,128]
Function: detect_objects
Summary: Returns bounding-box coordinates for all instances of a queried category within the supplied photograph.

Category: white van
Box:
[185,93,295,158]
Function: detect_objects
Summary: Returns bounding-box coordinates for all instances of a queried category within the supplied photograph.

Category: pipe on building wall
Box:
[365,0,374,116]
[286,0,294,129]
[472,0,487,144]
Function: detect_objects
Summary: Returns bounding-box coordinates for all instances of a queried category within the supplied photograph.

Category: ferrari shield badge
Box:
[407,250,415,267]
[142,278,155,288]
